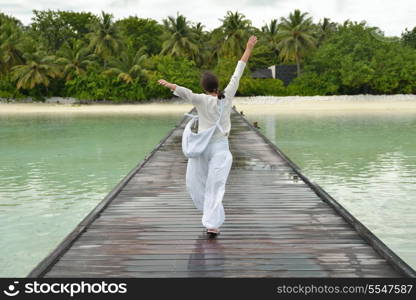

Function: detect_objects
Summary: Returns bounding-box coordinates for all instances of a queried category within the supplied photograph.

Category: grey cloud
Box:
[110,0,140,7]
[0,2,33,14]
[246,0,282,5]
[0,3,24,9]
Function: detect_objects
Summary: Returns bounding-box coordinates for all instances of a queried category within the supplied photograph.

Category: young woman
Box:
[158,35,258,237]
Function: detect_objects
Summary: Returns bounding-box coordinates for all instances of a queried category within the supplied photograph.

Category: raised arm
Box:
[158,79,176,91]
[241,35,257,63]
[158,79,203,105]
[224,35,257,98]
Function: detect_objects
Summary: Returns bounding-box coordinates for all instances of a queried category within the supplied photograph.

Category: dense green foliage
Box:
[0,9,415,101]
[402,27,416,49]
[290,21,416,95]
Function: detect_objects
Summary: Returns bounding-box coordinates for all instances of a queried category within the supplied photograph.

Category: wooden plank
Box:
[26,107,415,278]
[26,111,191,278]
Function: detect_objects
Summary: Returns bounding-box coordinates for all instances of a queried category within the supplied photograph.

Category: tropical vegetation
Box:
[0,9,415,101]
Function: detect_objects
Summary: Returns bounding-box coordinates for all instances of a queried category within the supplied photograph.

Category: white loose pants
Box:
[185,136,233,229]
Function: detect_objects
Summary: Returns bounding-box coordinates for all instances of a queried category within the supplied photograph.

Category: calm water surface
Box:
[245,112,416,270]
[0,113,182,277]
[1,109,415,276]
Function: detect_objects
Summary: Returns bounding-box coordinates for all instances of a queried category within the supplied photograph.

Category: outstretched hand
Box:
[158,79,176,91]
[246,35,258,49]
[241,35,257,63]
[158,79,169,87]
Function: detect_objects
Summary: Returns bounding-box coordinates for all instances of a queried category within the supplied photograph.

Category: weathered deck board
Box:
[28,108,415,278]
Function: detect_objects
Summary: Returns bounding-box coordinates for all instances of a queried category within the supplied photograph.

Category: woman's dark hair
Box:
[200,71,225,99]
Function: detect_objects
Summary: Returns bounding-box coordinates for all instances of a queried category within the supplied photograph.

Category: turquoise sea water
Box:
[0,113,182,277]
[246,112,416,270]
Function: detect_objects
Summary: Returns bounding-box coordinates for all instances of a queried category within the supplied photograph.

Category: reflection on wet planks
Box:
[28,108,411,278]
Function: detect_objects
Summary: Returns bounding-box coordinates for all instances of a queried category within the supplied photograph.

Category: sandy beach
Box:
[1,95,416,115]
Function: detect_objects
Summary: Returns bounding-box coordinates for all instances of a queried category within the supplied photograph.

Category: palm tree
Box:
[192,22,205,38]
[191,22,210,67]
[56,39,97,80]
[218,11,252,57]
[262,19,279,36]
[0,20,25,74]
[161,14,199,60]
[261,19,280,57]
[102,46,148,83]
[277,9,316,76]
[87,11,122,68]
[315,17,337,46]
[11,51,61,90]
[0,12,22,27]
[204,27,224,67]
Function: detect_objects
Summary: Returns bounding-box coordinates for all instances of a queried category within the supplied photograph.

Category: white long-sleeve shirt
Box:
[173,60,246,141]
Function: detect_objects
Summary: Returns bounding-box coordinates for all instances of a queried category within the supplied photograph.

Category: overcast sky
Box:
[1,0,415,36]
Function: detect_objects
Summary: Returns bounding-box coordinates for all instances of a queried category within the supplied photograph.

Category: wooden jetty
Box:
[28,108,416,278]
